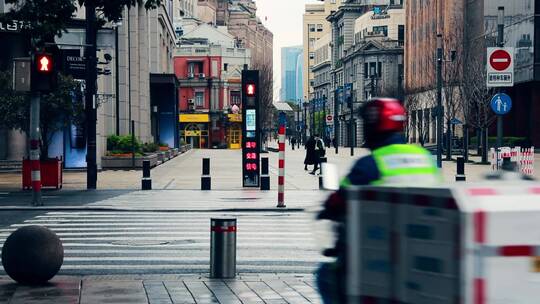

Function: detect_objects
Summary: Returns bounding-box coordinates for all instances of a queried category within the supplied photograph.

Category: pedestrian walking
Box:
[310,134,326,175]
[291,137,297,150]
[304,136,317,171]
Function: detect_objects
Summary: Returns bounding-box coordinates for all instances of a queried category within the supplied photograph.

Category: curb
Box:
[0,206,307,213]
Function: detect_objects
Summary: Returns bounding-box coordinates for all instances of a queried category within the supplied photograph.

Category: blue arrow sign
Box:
[490,93,512,115]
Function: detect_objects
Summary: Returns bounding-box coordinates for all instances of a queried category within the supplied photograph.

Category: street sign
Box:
[326,114,333,125]
[487,47,514,87]
[490,93,512,115]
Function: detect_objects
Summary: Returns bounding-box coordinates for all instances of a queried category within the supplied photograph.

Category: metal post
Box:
[303,102,307,142]
[115,25,120,136]
[455,157,466,182]
[142,160,151,190]
[131,120,135,168]
[322,94,326,140]
[277,125,286,208]
[29,93,42,206]
[260,157,270,190]
[436,34,443,168]
[85,1,98,189]
[334,87,339,154]
[202,158,211,190]
[210,218,237,278]
[496,6,505,150]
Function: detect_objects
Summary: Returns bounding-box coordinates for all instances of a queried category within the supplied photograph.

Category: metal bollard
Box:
[260,157,270,190]
[201,158,211,190]
[142,160,152,190]
[319,157,327,189]
[210,218,237,278]
[455,157,466,182]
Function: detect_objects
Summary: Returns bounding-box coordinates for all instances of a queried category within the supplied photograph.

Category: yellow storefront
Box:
[179,114,210,149]
[227,114,242,149]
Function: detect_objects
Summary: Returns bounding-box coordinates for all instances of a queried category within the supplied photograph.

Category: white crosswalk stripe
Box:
[0,211,332,275]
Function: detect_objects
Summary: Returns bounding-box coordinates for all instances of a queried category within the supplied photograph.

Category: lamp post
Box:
[303,101,309,142]
[436,33,443,168]
[311,98,315,135]
[333,81,340,154]
[322,92,327,140]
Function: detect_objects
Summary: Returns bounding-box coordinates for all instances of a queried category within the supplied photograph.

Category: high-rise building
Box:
[280,46,304,102]
[302,0,342,103]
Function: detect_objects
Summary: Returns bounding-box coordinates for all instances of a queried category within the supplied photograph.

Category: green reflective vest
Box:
[341,144,440,187]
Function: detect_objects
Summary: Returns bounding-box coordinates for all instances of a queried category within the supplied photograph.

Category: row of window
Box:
[308,24,324,32]
[188,91,241,108]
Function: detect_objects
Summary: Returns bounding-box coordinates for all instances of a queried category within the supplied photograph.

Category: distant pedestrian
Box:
[291,137,297,150]
[310,134,326,175]
[304,136,317,171]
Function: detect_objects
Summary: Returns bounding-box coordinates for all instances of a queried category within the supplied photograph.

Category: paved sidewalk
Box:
[0,274,322,304]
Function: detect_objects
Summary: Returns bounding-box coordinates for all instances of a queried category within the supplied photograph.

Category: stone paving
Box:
[0,274,321,304]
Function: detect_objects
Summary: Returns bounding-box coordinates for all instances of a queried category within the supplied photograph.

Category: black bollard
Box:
[501,157,517,172]
[202,158,211,190]
[455,157,466,182]
[260,157,270,190]
[2,226,63,285]
[142,160,152,190]
[319,157,327,189]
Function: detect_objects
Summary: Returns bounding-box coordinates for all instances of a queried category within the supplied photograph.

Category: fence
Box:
[490,146,535,175]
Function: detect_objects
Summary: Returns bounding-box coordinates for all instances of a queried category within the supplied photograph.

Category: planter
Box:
[159,146,169,151]
[172,148,179,157]
[164,150,171,160]
[101,153,158,169]
[22,158,63,190]
[157,152,165,164]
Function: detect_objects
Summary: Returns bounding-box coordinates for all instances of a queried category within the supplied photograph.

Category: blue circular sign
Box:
[490,93,512,115]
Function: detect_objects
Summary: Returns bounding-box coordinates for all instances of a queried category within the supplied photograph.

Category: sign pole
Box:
[496,6,505,155]
[29,92,42,206]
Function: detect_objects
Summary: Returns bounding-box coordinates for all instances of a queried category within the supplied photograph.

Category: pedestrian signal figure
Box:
[316,98,441,304]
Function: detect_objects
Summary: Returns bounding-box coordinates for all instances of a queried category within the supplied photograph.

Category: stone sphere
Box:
[2,225,64,285]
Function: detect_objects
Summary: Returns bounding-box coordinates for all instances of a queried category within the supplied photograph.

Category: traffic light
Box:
[31,53,57,92]
[245,83,256,97]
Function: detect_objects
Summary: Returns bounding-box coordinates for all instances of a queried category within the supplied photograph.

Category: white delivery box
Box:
[346,181,540,304]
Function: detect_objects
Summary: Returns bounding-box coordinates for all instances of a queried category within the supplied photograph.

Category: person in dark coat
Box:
[291,137,297,150]
[304,136,317,171]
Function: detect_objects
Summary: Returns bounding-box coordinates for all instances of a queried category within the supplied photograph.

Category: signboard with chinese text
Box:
[241,70,260,187]
[487,47,514,87]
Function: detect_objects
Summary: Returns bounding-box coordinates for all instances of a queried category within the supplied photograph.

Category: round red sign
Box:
[490,50,512,71]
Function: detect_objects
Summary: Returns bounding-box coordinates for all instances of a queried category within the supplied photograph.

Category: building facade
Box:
[174,25,251,149]
[302,0,342,104]
[197,0,218,25]
[0,1,178,168]
[280,46,304,102]
[312,34,333,138]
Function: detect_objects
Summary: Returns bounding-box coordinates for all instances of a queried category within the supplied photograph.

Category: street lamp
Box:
[303,101,309,142]
[322,92,327,141]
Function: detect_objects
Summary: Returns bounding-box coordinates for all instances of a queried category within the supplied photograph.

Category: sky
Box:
[254,0,320,98]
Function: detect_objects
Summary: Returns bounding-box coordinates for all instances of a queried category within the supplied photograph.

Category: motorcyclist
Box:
[316,98,440,303]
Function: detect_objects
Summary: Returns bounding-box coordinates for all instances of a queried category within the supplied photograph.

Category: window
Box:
[224,63,228,71]
[364,63,368,79]
[309,24,316,32]
[230,92,241,106]
[373,26,388,37]
[317,24,323,32]
[309,52,315,60]
[309,38,316,48]
[378,62,382,77]
[195,92,204,107]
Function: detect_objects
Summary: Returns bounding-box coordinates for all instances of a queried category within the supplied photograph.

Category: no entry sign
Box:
[487,47,514,87]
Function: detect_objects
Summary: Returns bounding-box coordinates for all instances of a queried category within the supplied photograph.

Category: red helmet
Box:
[361,98,406,134]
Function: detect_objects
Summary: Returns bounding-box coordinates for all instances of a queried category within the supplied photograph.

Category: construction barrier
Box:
[346,181,540,304]
[490,146,534,175]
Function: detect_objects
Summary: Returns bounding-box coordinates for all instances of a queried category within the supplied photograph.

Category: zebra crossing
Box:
[0,211,333,275]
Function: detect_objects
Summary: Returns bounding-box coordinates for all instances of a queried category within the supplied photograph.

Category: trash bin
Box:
[210,218,237,278]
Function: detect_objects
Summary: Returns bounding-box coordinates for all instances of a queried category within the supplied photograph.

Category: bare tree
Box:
[252,59,274,142]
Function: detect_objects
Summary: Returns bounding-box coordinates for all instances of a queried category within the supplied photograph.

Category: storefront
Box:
[227,114,242,149]
[179,114,210,148]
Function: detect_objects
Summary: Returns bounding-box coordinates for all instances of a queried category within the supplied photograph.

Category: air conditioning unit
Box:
[198,73,205,79]
[188,72,194,79]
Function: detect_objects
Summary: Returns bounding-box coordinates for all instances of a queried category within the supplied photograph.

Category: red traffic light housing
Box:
[31,53,57,92]
[245,83,256,97]
[36,54,53,73]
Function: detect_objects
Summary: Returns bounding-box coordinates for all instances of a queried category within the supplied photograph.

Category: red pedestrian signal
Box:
[36,54,53,73]
[246,83,256,97]
[32,52,57,92]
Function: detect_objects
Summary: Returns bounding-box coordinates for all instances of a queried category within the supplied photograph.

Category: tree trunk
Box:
[463,124,469,162]
[481,127,489,164]
[446,120,452,160]
[476,128,481,155]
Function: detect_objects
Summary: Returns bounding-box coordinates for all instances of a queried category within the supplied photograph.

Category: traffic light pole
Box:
[85,2,98,189]
[29,92,42,206]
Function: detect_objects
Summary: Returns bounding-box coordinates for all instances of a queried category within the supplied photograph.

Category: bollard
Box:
[455,157,466,182]
[142,160,152,190]
[201,158,211,190]
[277,125,286,208]
[260,157,270,190]
[319,157,327,189]
[210,218,237,278]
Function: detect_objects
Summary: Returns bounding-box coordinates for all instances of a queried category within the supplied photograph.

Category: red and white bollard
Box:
[277,125,286,208]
